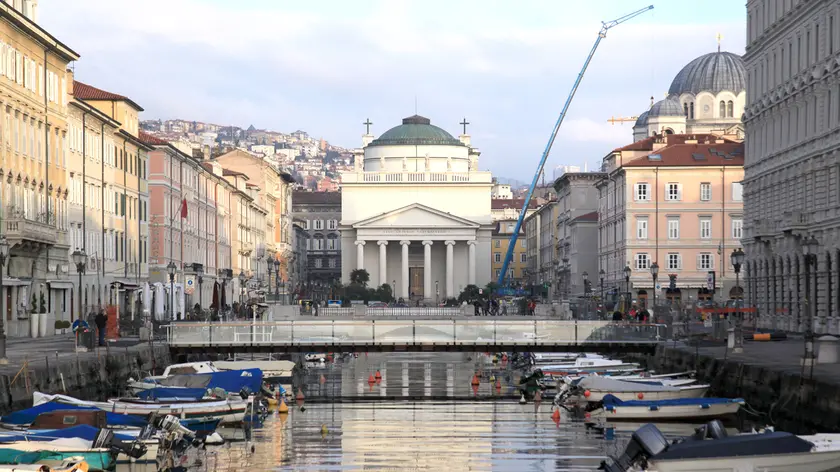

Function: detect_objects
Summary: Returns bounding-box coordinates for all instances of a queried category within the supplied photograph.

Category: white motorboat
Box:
[533,353,605,363]
[540,358,640,375]
[34,392,251,425]
[602,421,840,472]
[127,361,220,393]
[556,376,709,403]
[586,395,743,421]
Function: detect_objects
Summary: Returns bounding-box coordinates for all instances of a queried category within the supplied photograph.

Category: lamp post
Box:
[166,261,177,321]
[195,264,203,313]
[238,271,246,308]
[266,256,274,301]
[599,268,605,303]
[392,279,396,302]
[273,259,280,303]
[650,262,659,312]
[730,248,745,353]
[435,280,439,306]
[0,237,9,363]
[800,237,818,363]
[71,249,86,352]
[623,265,632,311]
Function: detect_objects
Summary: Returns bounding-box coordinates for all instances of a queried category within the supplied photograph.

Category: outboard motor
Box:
[599,424,670,472]
[93,427,149,460]
[690,420,729,441]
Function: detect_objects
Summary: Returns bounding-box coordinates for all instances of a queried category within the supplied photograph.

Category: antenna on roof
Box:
[716,33,723,53]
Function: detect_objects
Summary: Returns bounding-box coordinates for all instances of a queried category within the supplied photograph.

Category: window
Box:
[689,102,694,119]
[520,239,526,248]
[494,253,501,263]
[720,100,726,117]
[520,253,526,263]
[328,258,337,268]
[494,239,501,248]
[327,219,337,230]
[732,218,743,239]
[495,270,501,279]
[666,183,682,201]
[636,217,648,240]
[698,253,714,270]
[313,219,323,230]
[727,100,734,117]
[635,182,650,201]
[732,182,743,201]
[700,183,712,201]
[304,219,310,230]
[700,217,712,239]
[667,217,680,239]
[635,253,650,270]
[667,253,682,270]
[683,102,688,116]
[314,258,322,268]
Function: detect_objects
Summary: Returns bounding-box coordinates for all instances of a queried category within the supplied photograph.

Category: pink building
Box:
[598,133,745,308]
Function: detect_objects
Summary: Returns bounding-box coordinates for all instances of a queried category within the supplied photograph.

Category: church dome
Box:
[633,110,649,128]
[648,98,684,117]
[368,115,464,147]
[668,51,746,97]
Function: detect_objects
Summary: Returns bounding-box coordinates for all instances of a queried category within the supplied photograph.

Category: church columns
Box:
[422,241,433,301]
[467,240,476,286]
[355,240,365,270]
[445,240,455,298]
[400,241,410,299]
[378,241,388,287]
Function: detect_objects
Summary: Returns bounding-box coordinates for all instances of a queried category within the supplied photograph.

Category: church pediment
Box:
[353,203,480,229]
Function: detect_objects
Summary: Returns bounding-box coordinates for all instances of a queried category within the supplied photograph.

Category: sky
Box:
[41,0,747,182]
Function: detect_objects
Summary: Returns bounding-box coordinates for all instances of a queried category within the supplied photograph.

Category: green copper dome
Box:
[368,115,464,147]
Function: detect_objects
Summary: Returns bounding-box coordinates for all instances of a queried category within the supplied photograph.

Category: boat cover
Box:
[135,387,206,401]
[154,368,263,394]
[0,424,134,442]
[2,402,148,428]
[602,394,744,407]
[653,431,813,460]
[578,377,681,392]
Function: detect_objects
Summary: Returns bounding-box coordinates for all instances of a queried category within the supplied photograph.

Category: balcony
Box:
[780,211,811,233]
[239,241,254,256]
[341,171,493,184]
[5,209,58,246]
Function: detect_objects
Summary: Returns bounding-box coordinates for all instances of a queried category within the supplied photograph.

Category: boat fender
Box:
[637,393,644,399]
[648,405,659,411]
[584,390,591,398]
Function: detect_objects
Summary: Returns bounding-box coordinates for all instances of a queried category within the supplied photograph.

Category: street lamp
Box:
[166,261,177,321]
[71,249,87,352]
[800,237,818,363]
[392,279,396,302]
[266,255,274,300]
[195,264,203,313]
[0,237,9,363]
[730,248,746,354]
[238,271,246,307]
[623,265,632,310]
[435,280,439,306]
[650,262,659,311]
[273,259,281,303]
[582,271,589,295]
[599,268,605,309]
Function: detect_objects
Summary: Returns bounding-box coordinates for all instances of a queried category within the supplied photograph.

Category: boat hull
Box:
[588,401,742,421]
[642,449,840,472]
[0,448,113,472]
[582,386,709,402]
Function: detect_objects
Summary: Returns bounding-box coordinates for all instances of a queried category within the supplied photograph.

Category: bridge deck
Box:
[166,320,663,354]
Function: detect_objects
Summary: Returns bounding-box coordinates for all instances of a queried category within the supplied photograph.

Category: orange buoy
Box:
[495,379,501,390]
[319,374,326,385]
[637,392,644,400]
[551,409,561,422]
[368,374,376,384]
[296,389,305,401]
[278,398,289,414]
[472,384,479,395]
[471,374,480,386]
[583,390,591,398]
[584,412,591,419]
[375,370,382,380]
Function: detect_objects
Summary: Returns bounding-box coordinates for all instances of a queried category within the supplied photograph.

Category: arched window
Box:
[312,233,324,250]
[326,234,339,250]
[663,128,674,135]
[720,101,726,117]
[689,102,695,119]
[683,103,688,116]
[727,100,734,117]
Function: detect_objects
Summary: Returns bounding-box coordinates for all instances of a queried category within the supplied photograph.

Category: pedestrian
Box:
[473,300,481,316]
[94,310,107,347]
[612,310,623,322]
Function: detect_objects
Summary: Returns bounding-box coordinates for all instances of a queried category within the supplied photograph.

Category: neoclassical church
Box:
[340,116,494,301]
[632,50,747,141]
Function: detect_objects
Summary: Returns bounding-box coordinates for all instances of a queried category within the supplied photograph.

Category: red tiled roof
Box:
[293,190,341,205]
[138,131,169,146]
[73,81,144,111]
[622,142,744,167]
[491,198,537,210]
[612,134,741,153]
[572,211,599,223]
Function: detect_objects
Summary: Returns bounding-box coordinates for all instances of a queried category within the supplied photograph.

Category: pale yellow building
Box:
[491,219,527,284]
[0,1,79,334]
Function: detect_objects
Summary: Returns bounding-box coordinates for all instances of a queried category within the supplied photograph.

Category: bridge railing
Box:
[165,320,665,347]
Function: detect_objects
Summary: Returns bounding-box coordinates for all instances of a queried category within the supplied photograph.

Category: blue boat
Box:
[135,387,207,401]
[588,394,745,421]
[136,368,264,395]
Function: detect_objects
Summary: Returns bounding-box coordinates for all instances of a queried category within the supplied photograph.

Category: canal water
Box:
[121,353,747,471]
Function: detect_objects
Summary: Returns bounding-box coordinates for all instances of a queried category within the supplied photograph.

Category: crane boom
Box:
[496,5,654,289]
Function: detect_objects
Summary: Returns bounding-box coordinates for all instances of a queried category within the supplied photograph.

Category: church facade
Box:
[340,115,494,302]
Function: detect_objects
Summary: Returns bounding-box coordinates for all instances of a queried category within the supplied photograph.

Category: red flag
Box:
[180,198,188,219]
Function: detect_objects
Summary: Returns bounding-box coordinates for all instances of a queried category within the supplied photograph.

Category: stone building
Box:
[554,172,605,298]
[743,0,840,333]
[292,191,342,299]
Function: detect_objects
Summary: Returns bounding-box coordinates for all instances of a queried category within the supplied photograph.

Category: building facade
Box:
[523,199,558,299]
[598,133,745,309]
[292,191,342,295]
[491,219,527,284]
[340,115,493,302]
[554,172,605,298]
[743,0,840,333]
[0,0,78,335]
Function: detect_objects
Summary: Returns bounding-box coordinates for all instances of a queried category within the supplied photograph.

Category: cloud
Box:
[41,0,747,179]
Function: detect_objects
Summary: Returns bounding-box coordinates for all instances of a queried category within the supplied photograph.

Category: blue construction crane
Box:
[496,5,654,289]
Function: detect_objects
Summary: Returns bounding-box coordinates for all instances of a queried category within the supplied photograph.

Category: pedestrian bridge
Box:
[165,320,664,354]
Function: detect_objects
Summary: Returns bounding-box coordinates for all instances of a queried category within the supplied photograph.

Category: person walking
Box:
[94,311,107,347]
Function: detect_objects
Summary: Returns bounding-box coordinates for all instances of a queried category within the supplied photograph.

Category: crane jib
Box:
[496,5,654,289]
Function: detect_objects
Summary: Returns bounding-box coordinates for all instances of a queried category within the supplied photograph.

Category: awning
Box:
[2,278,31,287]
[46,280,74,289]
[111,280,142,290]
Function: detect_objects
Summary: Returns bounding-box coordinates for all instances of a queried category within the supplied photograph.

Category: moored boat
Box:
[586,394,743,421]
[555,377,709,403]
[0,456,90,471]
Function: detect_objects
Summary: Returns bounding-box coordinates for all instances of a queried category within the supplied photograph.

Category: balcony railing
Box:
[4,208,58,245]
[341,171,493,184]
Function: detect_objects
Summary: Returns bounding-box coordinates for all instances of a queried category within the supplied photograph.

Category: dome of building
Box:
[648,98,684,117]
[633,110,649,128]
[668,51,746,97]
[367,115,463,147]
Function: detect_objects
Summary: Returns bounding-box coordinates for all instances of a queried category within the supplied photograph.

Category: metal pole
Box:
[77,268,82,351]
[0,255,6,363]
[733,268,743,353]
[169,274,174,321]
[652,275,657,311]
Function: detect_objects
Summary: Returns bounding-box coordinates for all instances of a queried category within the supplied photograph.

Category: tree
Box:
[375,284,394,302]
[458,284,483,303]
[350,269,370,286]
